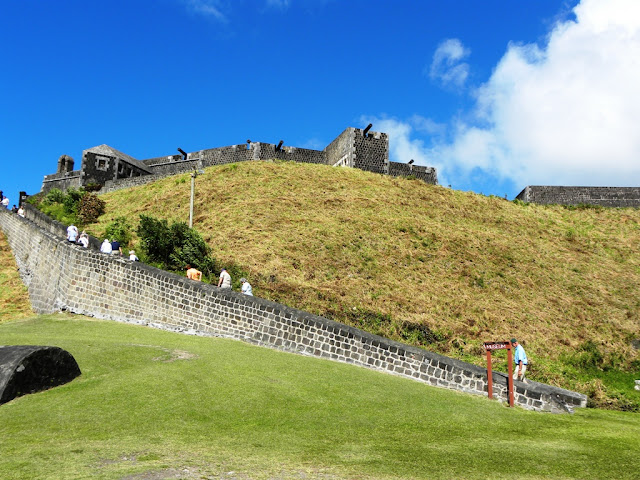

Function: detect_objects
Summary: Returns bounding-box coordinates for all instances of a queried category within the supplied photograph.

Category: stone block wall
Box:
[40,171,82,194]
[0,207,586,413]
[325,128,356,167]
[516,186,640,207]
[388,162,438,185]
[353,128,389,175]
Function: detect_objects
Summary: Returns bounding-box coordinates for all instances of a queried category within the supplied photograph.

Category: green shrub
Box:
[45,188,65,204]
[84,183,102,192]
[137,215,219,278]
[77,193,106,223]
[104,217,133,246]
[63,188,84,214]
[168,222,217,277]
[137,215,174,266]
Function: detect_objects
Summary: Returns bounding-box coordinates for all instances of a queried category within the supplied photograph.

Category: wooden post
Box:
[507,344,514,408]
[486,349,494,400]
[484,341,515,407]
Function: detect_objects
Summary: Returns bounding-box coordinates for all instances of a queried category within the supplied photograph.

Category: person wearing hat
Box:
[217,268,231,289]
[129,250,139,262]
[100,239,112,254]
[511,338,528,383]
[78,231,89,248]
[240,278,253,296]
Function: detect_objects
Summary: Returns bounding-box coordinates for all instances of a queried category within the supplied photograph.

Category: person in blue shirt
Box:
[511,338,528,383]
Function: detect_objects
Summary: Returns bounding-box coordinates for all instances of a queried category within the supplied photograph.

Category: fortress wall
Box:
[325,128,355,167]
[388,162,438,185]
[353,129,389,175]
[101,173,178,194]
[40,171,82,193]
[516,186,640,207]
[0,208,586,413]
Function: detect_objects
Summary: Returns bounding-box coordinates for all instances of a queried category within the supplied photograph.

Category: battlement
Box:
[39,126,436,194]
[516,186,640,207]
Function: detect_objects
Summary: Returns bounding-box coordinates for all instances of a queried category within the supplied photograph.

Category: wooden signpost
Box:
[483,341,514,407]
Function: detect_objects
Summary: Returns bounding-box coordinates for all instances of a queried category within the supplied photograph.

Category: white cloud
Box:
[453,0,640,187]
[429,38,471,89]
[182,0,227,22]
[391,0,640,192]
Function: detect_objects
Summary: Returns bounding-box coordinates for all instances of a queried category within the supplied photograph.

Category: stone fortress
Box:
[41,125,438,195]
[40,123,640,207]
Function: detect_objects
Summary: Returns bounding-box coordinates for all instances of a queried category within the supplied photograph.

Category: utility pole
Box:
[189,170,196,228]
[189,167,205,228]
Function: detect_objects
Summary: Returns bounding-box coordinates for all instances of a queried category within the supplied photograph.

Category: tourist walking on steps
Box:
[218,268,232,289]
[67,224,79,243]
[240,278,253,296]
[100,239,112,254]
[129,250,139,261]
[511,338,528,383]
[2,195,10,209]
[186,264,202,281]
[111,239,122,256]
[78,231,89,248]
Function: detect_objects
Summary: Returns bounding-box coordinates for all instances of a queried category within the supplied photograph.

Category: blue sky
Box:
[2,0,639,205]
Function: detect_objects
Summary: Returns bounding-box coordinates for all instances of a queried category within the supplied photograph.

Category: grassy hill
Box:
[0,230,32,322]
[1,314,639,480]
[44,161,640,409]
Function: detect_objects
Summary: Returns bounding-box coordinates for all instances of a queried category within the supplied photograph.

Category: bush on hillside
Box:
[30,187,106,227]
[77,193,105,223]
[63,188,84,215]
[137,215,218,278]
[45,188,65,204]
[104,216,133,246]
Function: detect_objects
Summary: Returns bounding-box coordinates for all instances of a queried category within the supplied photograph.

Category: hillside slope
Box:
[0,230,32,322]
[82,161,640,406]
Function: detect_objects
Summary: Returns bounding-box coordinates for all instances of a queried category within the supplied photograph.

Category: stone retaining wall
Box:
[516,186,640,207]
[0,208,586,413]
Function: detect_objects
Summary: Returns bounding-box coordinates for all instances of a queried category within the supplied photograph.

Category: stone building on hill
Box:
[40,126,438,194]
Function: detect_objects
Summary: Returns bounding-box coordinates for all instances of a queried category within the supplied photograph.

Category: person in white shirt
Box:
[100,239,112,254]
[217,268,232,289]
[129,250,139,261]
[78,232,89,248]
[240,278,253,296]
[17,206,25,217]
[67,224,79,242]
[2,196,10,209]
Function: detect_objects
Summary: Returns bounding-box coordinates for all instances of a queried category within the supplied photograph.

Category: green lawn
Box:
[1,314,639,480]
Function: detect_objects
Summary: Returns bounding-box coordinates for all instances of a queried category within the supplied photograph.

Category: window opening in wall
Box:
[95,155,109,171]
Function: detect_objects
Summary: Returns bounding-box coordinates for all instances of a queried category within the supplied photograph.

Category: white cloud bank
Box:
[381,0,640,192]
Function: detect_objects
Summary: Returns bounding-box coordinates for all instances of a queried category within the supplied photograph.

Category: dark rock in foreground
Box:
[0,345,81,405]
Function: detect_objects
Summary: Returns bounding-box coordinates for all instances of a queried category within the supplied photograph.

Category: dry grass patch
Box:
[0,230,32,322]
[81,161,640,405]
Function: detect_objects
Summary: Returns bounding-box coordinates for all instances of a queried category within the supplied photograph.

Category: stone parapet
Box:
[0,208,585,413]
[516,186,640,207]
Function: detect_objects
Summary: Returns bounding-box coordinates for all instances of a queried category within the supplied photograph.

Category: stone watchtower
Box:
[325,126,390,173]
[56,155,74,174]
